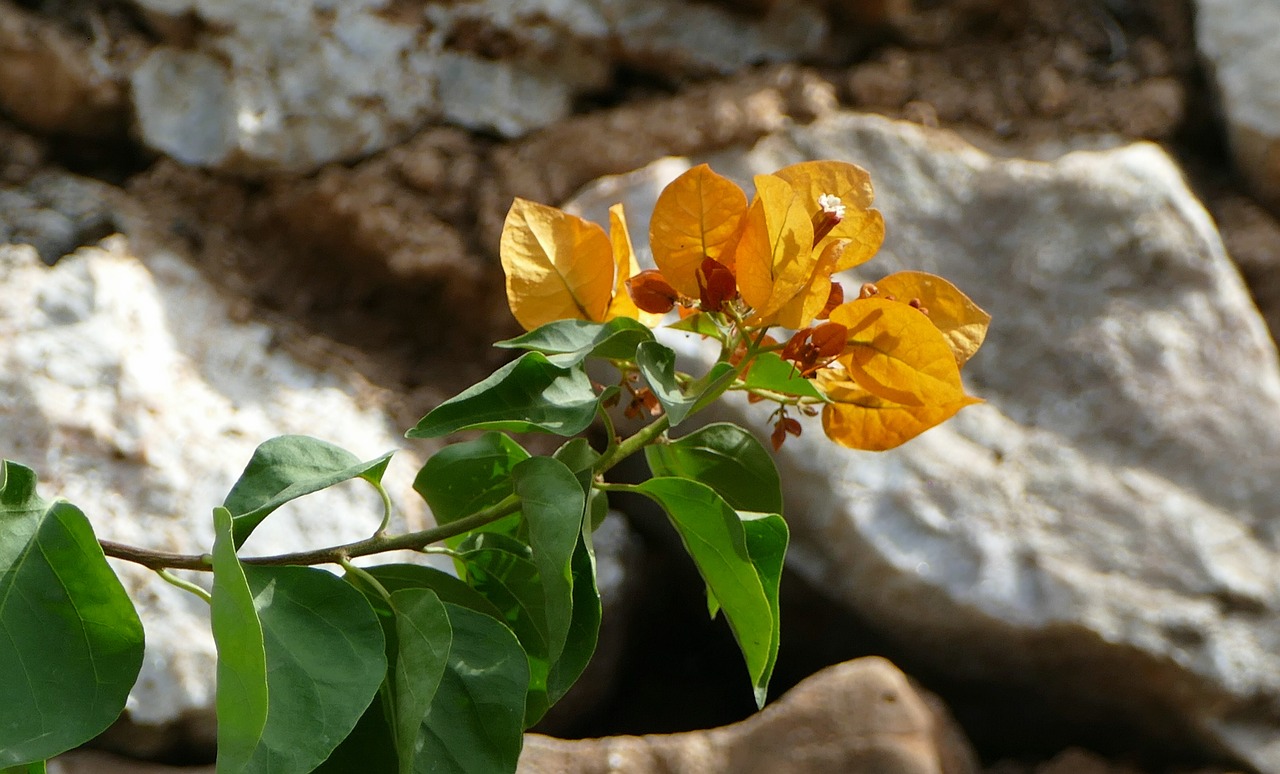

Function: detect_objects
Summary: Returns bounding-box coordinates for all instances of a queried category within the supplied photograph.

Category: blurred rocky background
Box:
[3,0,1279,772]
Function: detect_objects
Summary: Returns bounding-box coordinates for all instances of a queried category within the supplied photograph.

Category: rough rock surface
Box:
[0,234,437,731]
[126,0,830,172]
[519,656,978,774]
[1195,0,1280,209]
[567,112,1280,772]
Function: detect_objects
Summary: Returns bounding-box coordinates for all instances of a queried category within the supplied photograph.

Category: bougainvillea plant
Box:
[0,160,987,774]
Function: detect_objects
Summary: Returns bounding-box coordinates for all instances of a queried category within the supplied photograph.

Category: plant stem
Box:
[100,492,522,572]
[340,558,392,603]
[593,414,670,474]
[155,568,212,604]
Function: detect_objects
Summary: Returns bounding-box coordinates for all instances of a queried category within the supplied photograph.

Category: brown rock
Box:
[0,1,129,136]
[519,656,979,774]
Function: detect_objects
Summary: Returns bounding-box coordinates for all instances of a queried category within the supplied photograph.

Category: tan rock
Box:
[519,656,978,774]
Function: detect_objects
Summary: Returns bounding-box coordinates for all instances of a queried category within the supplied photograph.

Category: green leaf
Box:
[512,457,584,672]
[418,602,529,773]
[645,423,783,514]
[212,507,387,773]
[636,341,736,427]
[549,535,601,707]
[495,318,655,367]
[210,507,268,771]
[413,432,529,548]
[408,352,600,438]
[740,351,825,400]
[223,435,394,548]
[554,438,608,531]
[312,695,397,774]
[0,461,144,768]
[365,564,504,621]
[2,762,46,774]
[740,512,787,704]
[456,532,551,720]
[667,312,725,339]
[631,478,781,708]
[387,589,451,772]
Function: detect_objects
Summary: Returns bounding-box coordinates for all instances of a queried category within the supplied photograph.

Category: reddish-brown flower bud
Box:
[697,258,737,313]
[819,281,844,319]
[810,322,848,359]
[858,282,879,300]
[627,270,679,314]
[771,421,787,451]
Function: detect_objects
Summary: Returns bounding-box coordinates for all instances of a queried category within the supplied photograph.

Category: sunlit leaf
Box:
[734,174,816,320]
[631,478,781,708]
[636,341,735,427]
[212,507,387,773]
[773,160,885,268]
[667,311,725,339]
[496,318,655,368]
[874,271,991,366]
[413,431,529,549]
[650,164,748,297]
[407,352,599,438]
[222,435,394,548]
[0,462,144,768]
[829,298,965,407]
[645,422,783,514]
[501,198,616,331]
[739,351,825,401]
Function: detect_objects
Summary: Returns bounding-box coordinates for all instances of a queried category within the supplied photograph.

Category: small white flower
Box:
[818,193,846,220]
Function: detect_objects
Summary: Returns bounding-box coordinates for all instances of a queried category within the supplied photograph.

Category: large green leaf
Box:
[387,589,451,772]
[0,462,145,768]
[740,512,788,704]
[365,564,503,621]
[645,423,783,514]
[495,318,655,367]
[631,478,781,708]
[210,507,268,771]
[407,352,599,438]
[418,602,529,773]
[413,433,528,549]
[212,507,387,773]
[740,351,825,400]
[512,457,583,670]
[635,341,736,427]
[223,435,394,548]
[455,533,551,723]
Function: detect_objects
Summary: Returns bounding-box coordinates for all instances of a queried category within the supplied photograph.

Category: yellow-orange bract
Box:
[649,164,748,298]
[496,158,989,453]
[500,198,656,331]
[873,271,990,366]
[734,174,817,322]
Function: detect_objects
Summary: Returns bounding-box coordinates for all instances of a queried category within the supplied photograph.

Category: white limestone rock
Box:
[126,0,829,173]
[1195,0,1280,207]
[0,236,435,728]
[566,113,1280,772]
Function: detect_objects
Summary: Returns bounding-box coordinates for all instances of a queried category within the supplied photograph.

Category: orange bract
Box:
[873,271,990,366]
[734,174,817,322]
[650,164,748,298]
